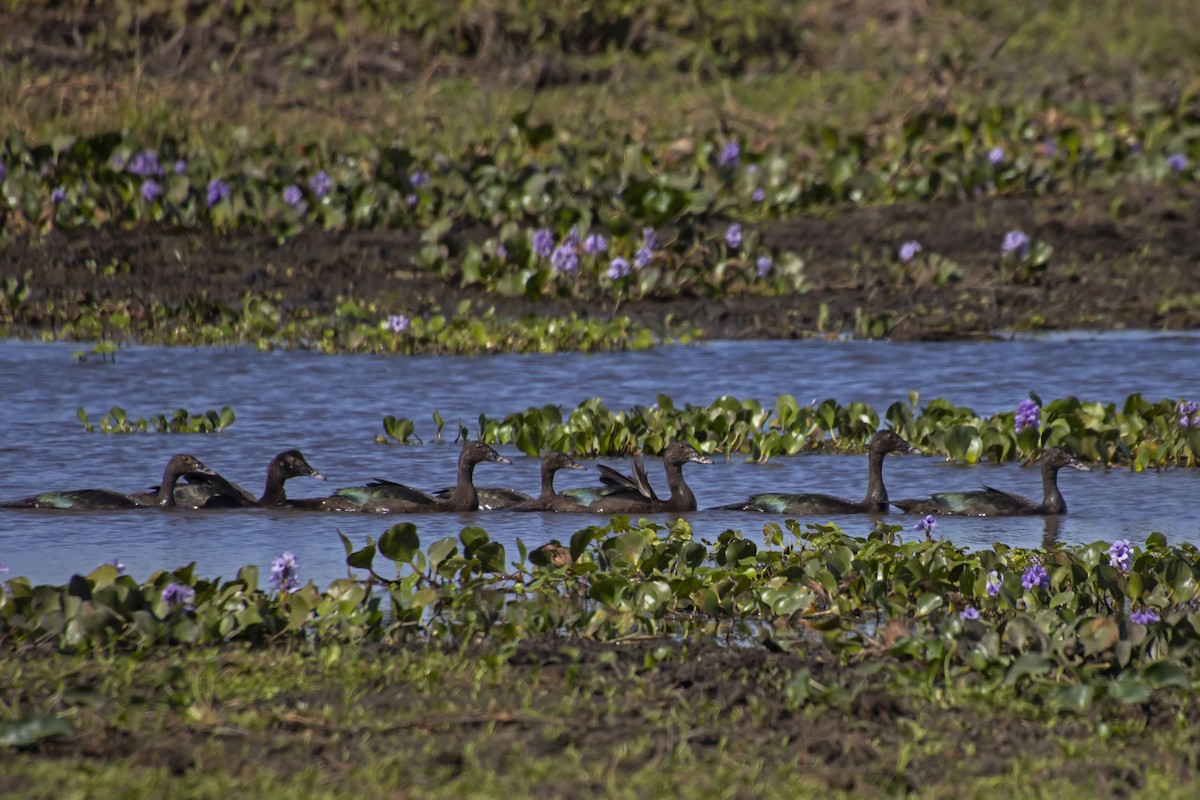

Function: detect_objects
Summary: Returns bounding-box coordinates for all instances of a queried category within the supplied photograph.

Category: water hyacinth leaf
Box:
[460,525,490,553]
[1047,684,1094,713]
[0,714,72,747]
[475,542,506,573]
[379,523,420,563]
[1079,617,1120,655]
[346,537,376,570]
[914,592,943,617]
[1142,662,1190,690]
[1005,653,1051,684]
[427,537,458,567]
[1108,674,1151,704]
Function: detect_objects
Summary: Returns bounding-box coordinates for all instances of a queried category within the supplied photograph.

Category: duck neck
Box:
[445,458,479,511]
[538,463,558,501]
[860,446,889,512]
[662,459,696,511]
[1040,464,1066,514]
[259,462,289,507]
[155,461,182,508]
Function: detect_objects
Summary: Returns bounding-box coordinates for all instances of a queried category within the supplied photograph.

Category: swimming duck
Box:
[175,449,325,508]
[506,451,589,512]
[3,453,215,510]
[581,441,713,514]
[716,430,917,514]
[529,539,573,568]
[361,441,511,513]
[891,447,1089,516]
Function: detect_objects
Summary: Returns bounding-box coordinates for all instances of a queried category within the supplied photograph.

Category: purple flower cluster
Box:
[410,170,431,187]
[583,232,608,255]
[384,314,409,334]
[725,223,742,250]
[898,240,922,263]
[1178,401,1199,428]
[174,160,187,175]
[960,607,981,620]
[309,171,332,199]
[50,187,66,204]
[127,150,162,178]
[718,141,741,169]
[756,256,773,278]
[532,228,554,258]
[1107,539,1133,573]
[270,550,300,593]
[141,179,162,202]
[986,570,1002,597]
[1014,399,1040,432]
[1021,564,1050,591]
[282,184,305,209]
[1001,230,1031,259]
[108,559,126,574]
[750,187,766,203]
[988,146,1006,166]
[635,227,657,268]
[913,514,937,535]
[161,582,196,610]
[1129,608,1160,625]
[606,257,631,280]
[207,179,230,208]
[1166,153,1189,173]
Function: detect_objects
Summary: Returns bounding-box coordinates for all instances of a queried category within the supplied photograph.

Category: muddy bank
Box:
[2,184,1197,341]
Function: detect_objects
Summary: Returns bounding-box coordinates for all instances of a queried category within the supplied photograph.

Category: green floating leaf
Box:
[379,523,420,563]
[1005,653,1051,684]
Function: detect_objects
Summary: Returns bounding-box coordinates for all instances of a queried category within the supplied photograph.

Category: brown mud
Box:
[8,639,1184,796]
[3,183,1198,341]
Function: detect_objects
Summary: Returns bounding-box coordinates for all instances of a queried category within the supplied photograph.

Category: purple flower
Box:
[309,171,332,199]
[551,243,580,273]
[898,241,922,263]
[50,187,66,204]
[641,227,659,250]
[751,187,766,203]
[960,607,981,620]
[283,185,306,211]
[1001,230,1031,259]
[1129,608,1160,625]
[986,571,1002,597]
[173,160,187,175]
[718,141,741,168]
[495,244,508,261]
[128,150,161,178]
[1108,539,1133,573]
[988,146,1006,166]
[410,170,431,187]
[1042,140,1057,157]
[406,193,418,206]
[107,559,126,574]
[756,256,773,277]
[725,223,743,250]
[1166,153,1188,173]
[0,162,6,182]
[161,582,195,610]
[270,550,300,593]
[140,179,162,202]
[913,514,937,535]
[1021,564,1050,591]
[109,154,126,171]
[206,179,230,208]
[606,257,631,280]
[384,314,409,334]
[583,232,608,254]
[634,246,654,269]
[563,228,581,249]
[1178,401,1199,428]
[532,228,554,258]
[0,564,9,575]
[1014,399,1040,432]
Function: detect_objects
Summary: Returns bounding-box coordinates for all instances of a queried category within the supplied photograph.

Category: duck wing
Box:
[336,479,438,506]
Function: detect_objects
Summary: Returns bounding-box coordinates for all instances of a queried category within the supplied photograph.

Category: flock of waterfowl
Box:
[1,431,1091,517]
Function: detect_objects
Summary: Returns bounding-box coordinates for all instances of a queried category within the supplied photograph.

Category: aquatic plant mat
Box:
[6,520,1200,796]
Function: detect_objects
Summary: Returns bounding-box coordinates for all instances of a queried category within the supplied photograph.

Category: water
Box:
[1,333,1198,586]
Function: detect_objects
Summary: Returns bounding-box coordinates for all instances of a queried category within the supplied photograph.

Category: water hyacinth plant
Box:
[270,551,300,593]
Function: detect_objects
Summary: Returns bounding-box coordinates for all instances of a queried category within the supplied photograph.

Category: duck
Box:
[361,441,511,513]
[529,540,573,568]
[716,430,917,514]
[2,453,215,510]
[891,447,1089,516]
[580,441,713,514]
[174,449,325,508]
[505,451,589,512]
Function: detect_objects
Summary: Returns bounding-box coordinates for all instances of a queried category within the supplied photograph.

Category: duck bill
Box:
[692,455,714,465]
[1068,462,1091,472]
[309,471,327,481]
[493,456,512,465]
